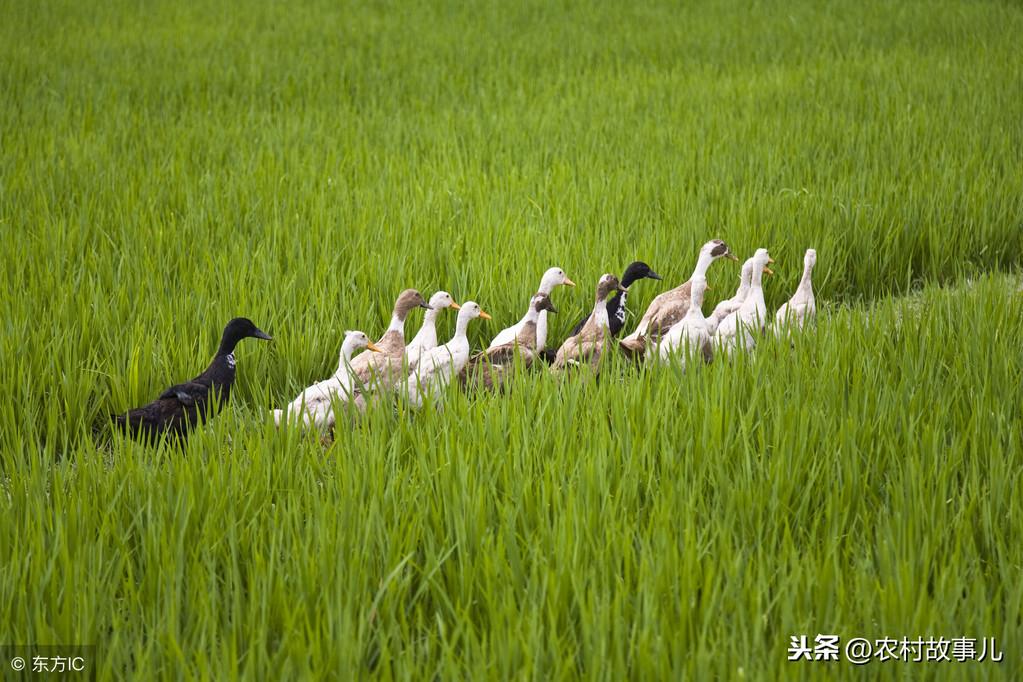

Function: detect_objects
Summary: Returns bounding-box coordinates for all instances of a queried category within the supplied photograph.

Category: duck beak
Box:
[706,284,713,291]
[763,267,775,276]
[563,277,576,287]
[367,341,382,353]
[617,284,628,293]
[449,302,461,310]
[648,271,663,280]
[727,253,740,262]
[479,310,492,320]
[768,257,776,264]
[253,328,273,341]
[548,304,559,314]
[420,303,433,310]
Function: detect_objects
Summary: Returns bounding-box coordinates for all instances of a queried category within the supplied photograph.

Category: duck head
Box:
[752,248,775,276]
[457,301,492,325]
[217,317,272,356]
[539,267,576,292]
[427,291,461,311]
[804,248,817,271]
[704,239,740,262]
[393,289,431,320]
[621,261,662,287]
[531,292,558,315]
[595,274,627,303]
[344,330,381,353]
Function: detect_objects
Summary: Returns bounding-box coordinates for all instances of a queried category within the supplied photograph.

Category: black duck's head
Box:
[218,317,272,355]
[621,261,662,287]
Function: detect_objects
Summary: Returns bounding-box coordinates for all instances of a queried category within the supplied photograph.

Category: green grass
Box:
[2,0,1022,678]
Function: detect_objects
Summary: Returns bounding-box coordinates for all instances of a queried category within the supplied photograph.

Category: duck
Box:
[716,248,774,354]
[461,293,557,391]
[113,317,272,442]
[405,291,460,371]
[566,261,662,338]
[406,301,491,408]
[705,257,753,336]
[272,331,380,429]
[620,240,737,358]
[551,274,626,372]
[347,288,430,393]
[774,248,817,335]
[487,267,575,353]
[654,276,713,366]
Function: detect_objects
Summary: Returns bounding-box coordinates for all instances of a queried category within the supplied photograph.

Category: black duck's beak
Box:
[548,303,559,314]
[420,303,433,310]
[647,271,663,280]
[253,328,273,341]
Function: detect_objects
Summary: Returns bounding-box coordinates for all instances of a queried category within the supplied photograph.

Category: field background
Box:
[2,0,1022,679]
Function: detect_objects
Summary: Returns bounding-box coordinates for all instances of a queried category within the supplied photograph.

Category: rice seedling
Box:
[1,0,1021,678]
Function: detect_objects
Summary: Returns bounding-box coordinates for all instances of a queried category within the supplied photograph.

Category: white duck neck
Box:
[386,313,405,335]
[591,297,610,329]
[453,311,473,340]
[690,251,715,281]
[798,260,815,291]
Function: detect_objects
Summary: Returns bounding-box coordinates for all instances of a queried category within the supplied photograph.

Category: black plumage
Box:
[566,261,661,338]
[112,317,272,443]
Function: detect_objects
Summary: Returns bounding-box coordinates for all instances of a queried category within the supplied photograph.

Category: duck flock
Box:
[113,241,817,443]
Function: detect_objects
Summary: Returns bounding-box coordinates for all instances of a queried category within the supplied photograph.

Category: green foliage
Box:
[1,0,1021,678]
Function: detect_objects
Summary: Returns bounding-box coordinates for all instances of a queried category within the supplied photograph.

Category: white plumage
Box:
[487,267,575,352]
[407,302,491,408]
[775,248,817,336]
[716,249,774,354]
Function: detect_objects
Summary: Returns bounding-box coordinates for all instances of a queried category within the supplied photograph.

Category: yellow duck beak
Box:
[449,302,461,310]
[563,277,576,287]
[763,267,775,276]
[479,310,492,320]
[367,341,383,353]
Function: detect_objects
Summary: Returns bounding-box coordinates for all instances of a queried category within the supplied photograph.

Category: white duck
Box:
[774,248,817,336]
[716,248,774,354]
[406,301,491,408]
[655,276,713,366]
[348,288,430,392]
[620,239,737,357]
[272,331,380,428]
[405,291,460,370]
[705,257,753,336]
[487,267,575,352]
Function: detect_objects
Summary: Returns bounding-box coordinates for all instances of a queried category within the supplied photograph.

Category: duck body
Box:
[717,249,773,354]
[407,302,490,408]
[463,293,556,391]
[706,259,753,336]
[406,291,460,370]
[620,240,736,357]
[113,318,272,443]
[567,261,661,338]
[656,277,713,366]
[552,274,625,373]
[347,289,429,394]
[775,248,817,336]
[487,267,574,352]
[273,331,378,429]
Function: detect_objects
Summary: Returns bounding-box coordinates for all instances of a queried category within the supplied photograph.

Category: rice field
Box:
[2,0,1022,678]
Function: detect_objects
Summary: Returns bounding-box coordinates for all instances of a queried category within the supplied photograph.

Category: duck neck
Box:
[690,252,715,281]
[386,312,406,336]
[591,297,610,330]
[798,261,814,291]
[453,313,471,341]
[216,332,239,358]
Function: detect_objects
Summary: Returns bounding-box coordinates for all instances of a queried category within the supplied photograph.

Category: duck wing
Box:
[159,380,214,406]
